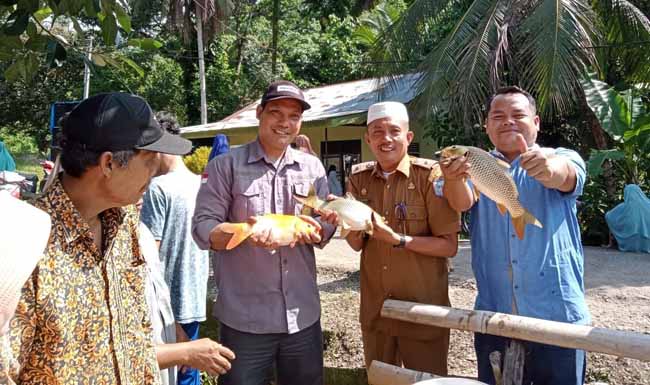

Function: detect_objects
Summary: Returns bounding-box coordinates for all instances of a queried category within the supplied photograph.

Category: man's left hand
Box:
[291,215,322,247]
[369,212,400,246]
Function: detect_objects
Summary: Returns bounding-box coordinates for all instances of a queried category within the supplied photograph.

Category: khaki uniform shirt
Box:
[348,156,460,340]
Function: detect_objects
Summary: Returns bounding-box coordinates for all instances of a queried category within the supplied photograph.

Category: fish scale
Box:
[440,145,543,239]
[465,147,525,217]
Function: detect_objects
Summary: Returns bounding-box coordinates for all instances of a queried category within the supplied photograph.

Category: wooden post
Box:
[381,300,650,362]
[367,360,438,385]
[502,340,524,385]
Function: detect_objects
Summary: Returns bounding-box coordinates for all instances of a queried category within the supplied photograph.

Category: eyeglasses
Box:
[395,201,407,234]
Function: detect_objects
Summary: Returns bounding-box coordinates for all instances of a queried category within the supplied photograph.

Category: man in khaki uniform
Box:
[345,101,460,376]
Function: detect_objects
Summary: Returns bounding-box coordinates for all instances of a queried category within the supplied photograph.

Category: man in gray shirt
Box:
[192,80,336,385]
[141,112,209,385]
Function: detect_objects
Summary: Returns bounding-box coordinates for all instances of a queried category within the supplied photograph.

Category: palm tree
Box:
[169,0,233,124]
[372,0,650,135]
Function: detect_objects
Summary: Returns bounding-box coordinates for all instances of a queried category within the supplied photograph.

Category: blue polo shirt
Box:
[468,146,590,325]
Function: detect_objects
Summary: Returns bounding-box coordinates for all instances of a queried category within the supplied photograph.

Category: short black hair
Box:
[155,111,180,135]
[486,86,537,115]
[328,164,337,173]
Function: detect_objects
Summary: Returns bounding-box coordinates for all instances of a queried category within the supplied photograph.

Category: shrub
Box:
[0,125,40,155]
[183,146,211,174]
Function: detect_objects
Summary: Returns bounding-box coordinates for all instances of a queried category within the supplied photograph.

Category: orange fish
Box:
[220,214,320,250]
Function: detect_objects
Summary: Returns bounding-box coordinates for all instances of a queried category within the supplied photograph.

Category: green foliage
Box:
[183,146,211,174]
[0,0,139,83]
[0,125,40,155]
[582,75,650,186]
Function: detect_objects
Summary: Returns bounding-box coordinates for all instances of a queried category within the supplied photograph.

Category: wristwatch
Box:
[393,234,406,248]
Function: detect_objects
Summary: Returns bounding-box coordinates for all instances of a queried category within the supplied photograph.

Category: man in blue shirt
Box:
[441,86,590,385]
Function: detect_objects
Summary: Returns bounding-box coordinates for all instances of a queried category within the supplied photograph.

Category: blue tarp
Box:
[605,184,650,253]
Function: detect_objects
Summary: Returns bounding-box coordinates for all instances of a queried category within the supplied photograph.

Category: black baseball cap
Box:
[261,80,311,111]
[62,92,192,155]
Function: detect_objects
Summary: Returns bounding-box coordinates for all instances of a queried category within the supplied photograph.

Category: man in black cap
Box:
[7,93,191,385]
[192,81,336,385]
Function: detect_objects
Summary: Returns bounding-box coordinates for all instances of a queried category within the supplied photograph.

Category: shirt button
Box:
[514,285,519,289]
[511,234,516,238]
[383,265,388,271]
[283,259,287,264]
[512,260,518,265]
[386,185,390,190]
[385,211,389,216]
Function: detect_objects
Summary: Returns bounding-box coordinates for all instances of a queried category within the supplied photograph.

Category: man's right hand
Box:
[314,194,340,226]
[440,155,470,181]
[185,338,236,376]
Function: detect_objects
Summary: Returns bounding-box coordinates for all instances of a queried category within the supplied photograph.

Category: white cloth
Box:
[367,101,409,125]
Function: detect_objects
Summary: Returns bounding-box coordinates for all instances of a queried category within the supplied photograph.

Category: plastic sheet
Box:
[605,184,650,253]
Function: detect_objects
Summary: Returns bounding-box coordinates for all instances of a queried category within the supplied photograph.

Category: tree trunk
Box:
[196,9,208,125]
[582,97,617,198]
[271,0,279,75]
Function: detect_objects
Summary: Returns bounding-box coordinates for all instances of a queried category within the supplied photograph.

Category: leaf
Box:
[4,60,22,82]
[33,7,53,22]
[114,5,131,33]
[517,0,598,116]
[92,52,107,66]
[24,34,48,50]
[71,16,84,35]
[128,38,163,50]
[100,12,118,45]
[26,22,37,38]
[580,74,629,140]
[84,0,100,16]
[587,148,625,176]
[4,9,30,35]
[118,55,144,77]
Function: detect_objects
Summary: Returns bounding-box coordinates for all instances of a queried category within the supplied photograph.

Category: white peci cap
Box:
[0,192,51,335]
[367,101,409,125]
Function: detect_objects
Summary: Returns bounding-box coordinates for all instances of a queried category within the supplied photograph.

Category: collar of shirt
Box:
[45,178,143,266]
[247,138,304,169]
[371,154,411,179]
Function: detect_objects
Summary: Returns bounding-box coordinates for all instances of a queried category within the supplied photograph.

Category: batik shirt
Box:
[7,179,160,385]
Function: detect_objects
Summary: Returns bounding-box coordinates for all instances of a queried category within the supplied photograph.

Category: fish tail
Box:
[220,223,254,250]
[511,209,543,240]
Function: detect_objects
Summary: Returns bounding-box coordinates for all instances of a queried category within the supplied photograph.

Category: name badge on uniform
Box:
[361,188,367,196]
[407,182,416,190]
[201,172,209,184]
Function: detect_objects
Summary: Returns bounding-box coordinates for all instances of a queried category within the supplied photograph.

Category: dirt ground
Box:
[315,236,650,385]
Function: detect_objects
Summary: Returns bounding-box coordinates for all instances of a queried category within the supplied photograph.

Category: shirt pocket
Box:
[232,182,265,220]
[405,205,428,235]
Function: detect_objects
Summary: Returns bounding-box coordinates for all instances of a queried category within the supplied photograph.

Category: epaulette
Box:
[351,161,376,175]
[410,157,436,169]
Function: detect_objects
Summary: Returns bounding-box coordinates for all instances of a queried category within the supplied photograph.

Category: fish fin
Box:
[344,192,356,200]
[220,223,254,250]
[293,183,323,209]
[428,163,443,182]
[496,159,511,169]
[365,218,374,236]
[301,205,313,216]
[341,221,351,230]
[496,203,507,216]
[511,209,543,240]
[340,228,351,238]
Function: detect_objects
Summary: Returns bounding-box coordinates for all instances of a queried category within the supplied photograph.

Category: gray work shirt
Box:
[192,139,335,334]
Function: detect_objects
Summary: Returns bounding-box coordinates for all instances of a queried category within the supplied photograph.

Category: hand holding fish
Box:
[439,154,471,181]
[315,194,341,227]
[369,212,401,246]
[291,215,323,246]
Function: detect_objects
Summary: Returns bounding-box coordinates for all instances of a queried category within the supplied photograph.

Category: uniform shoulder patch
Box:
[351,161,375,175]
[410,157,436,169]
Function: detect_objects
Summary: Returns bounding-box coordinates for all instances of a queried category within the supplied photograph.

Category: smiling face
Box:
[256,98,303,159]
[486,92,540,159]
[365,117,413,172]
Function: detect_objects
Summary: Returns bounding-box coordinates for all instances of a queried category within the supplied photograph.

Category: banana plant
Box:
[581,75,650,186]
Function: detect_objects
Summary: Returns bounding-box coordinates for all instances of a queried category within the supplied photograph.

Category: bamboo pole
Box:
[367,361,438,385]
[381,300,650,362]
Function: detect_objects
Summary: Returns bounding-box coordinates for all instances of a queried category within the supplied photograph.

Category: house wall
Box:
[190,123,437,161]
